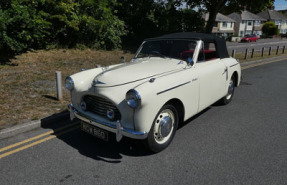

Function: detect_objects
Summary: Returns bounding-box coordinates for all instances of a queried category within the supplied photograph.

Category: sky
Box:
[274,0,287,10]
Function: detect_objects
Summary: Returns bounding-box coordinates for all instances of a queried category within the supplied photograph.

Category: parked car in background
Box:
[241,34,259,42]
[66,32,241,153]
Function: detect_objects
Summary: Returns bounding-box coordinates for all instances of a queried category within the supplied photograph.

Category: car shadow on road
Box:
[178,107,211,129]
[41,106,216,162]
[41,111,152,163]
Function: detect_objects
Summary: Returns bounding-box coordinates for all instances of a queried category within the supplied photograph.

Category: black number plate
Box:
[81,121,108,141]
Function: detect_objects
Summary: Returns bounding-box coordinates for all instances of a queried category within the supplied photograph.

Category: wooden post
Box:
[268,47,272,56]
[251,48,255,58]
[261,47,264,57]
[232,49,236,58]
[244,48,248,59]
[56,71,63,101]
[276,46,279,55]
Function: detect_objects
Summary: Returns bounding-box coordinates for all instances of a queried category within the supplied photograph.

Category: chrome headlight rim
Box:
[125,89,141,109]
[65,76,74,91]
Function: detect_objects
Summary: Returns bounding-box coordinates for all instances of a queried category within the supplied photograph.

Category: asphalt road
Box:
[1,60,287,185]
[226,38,287,53]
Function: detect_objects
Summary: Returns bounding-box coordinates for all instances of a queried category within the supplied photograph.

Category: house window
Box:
[254,21,260,26]
[213,22,218,27]
[222,22,227,27]
[241,21,245,24]
[248,21,252,26]
[240,31,244,36]
[246,30,252,35]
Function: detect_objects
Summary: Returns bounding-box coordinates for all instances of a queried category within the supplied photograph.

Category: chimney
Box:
[243,6,247,11]
[269,6,275,10]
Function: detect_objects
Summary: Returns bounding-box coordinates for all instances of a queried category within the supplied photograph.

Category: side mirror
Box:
[121,56,126,63]
[187,57,194,66]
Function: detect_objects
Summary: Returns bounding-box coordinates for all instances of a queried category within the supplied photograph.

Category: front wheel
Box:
[219,76,235,105]
[145,104,179,153]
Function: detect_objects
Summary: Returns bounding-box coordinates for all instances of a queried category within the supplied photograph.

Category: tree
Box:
[181,9,205,32]
[77,0,126,49]
[221,0,275,14]
[0,0,51,55]
[0,0,126,56]
[185,0,228,33]
[116,0,161,47]
[185,0,275,33]
[262,21,278,36]
[116,0,204,48]
[155,0,204,33]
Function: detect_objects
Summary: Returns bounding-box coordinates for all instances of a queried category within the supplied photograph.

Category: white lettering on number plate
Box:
[81,122,108,141]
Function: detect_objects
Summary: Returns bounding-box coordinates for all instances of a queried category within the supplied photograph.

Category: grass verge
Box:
[0,49,133,129]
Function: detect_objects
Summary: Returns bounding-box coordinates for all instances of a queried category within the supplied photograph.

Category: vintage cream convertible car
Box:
[66,32,241,152]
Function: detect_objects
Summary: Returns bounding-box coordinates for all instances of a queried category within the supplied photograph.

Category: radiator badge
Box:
[107,109,115,120]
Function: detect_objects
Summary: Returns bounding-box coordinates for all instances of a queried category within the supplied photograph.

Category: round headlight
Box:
[65,76,74,91]
[125,89,141,109]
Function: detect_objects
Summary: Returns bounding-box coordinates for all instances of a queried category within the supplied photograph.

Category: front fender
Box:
[132,68,199,133]
[70,68,103,106]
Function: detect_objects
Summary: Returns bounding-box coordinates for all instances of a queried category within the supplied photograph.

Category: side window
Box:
[178,41,197,60]
[198,42,217,62]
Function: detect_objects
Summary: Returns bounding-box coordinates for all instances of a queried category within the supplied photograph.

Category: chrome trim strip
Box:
[68,104,148,140]
[230,63,239,68]
[157,81,191,95]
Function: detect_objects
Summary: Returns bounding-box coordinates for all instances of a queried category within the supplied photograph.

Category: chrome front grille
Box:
[83,95,121,121]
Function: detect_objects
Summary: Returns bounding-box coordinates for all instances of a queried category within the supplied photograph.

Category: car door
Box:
[196,58,227,112]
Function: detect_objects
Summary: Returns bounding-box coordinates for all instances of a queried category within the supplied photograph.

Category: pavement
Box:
[0,55,286,140]
[0,111,70,140]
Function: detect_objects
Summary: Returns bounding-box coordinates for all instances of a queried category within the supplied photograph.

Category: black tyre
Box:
[145,104,179,153]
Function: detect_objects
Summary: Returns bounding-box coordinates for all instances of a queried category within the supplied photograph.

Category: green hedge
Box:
[0,0,126,55]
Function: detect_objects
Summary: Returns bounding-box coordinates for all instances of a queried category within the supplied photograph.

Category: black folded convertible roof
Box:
[145,32,230,59]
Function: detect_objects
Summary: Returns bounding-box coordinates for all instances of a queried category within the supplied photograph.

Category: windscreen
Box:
[135,40,197,60]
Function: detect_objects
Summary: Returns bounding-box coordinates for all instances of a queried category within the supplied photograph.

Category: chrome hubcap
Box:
[159,116,172,138]
[226,80,234,100]
[154,109,174,144]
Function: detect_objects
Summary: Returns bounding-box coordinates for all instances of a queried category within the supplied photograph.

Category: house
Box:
[203,13,236,38]
[228,10,266,37]
[257,9,287,34]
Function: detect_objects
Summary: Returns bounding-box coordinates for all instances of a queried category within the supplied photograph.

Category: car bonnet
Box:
[93,58,185,87]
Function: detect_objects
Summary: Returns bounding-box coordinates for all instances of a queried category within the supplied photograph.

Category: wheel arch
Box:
[164,98,185,126]
[232,71,239,87]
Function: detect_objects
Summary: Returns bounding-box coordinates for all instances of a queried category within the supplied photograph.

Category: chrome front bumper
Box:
[68,104,148,142]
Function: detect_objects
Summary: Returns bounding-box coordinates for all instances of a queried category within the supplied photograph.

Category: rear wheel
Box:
[145,104,179,153]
